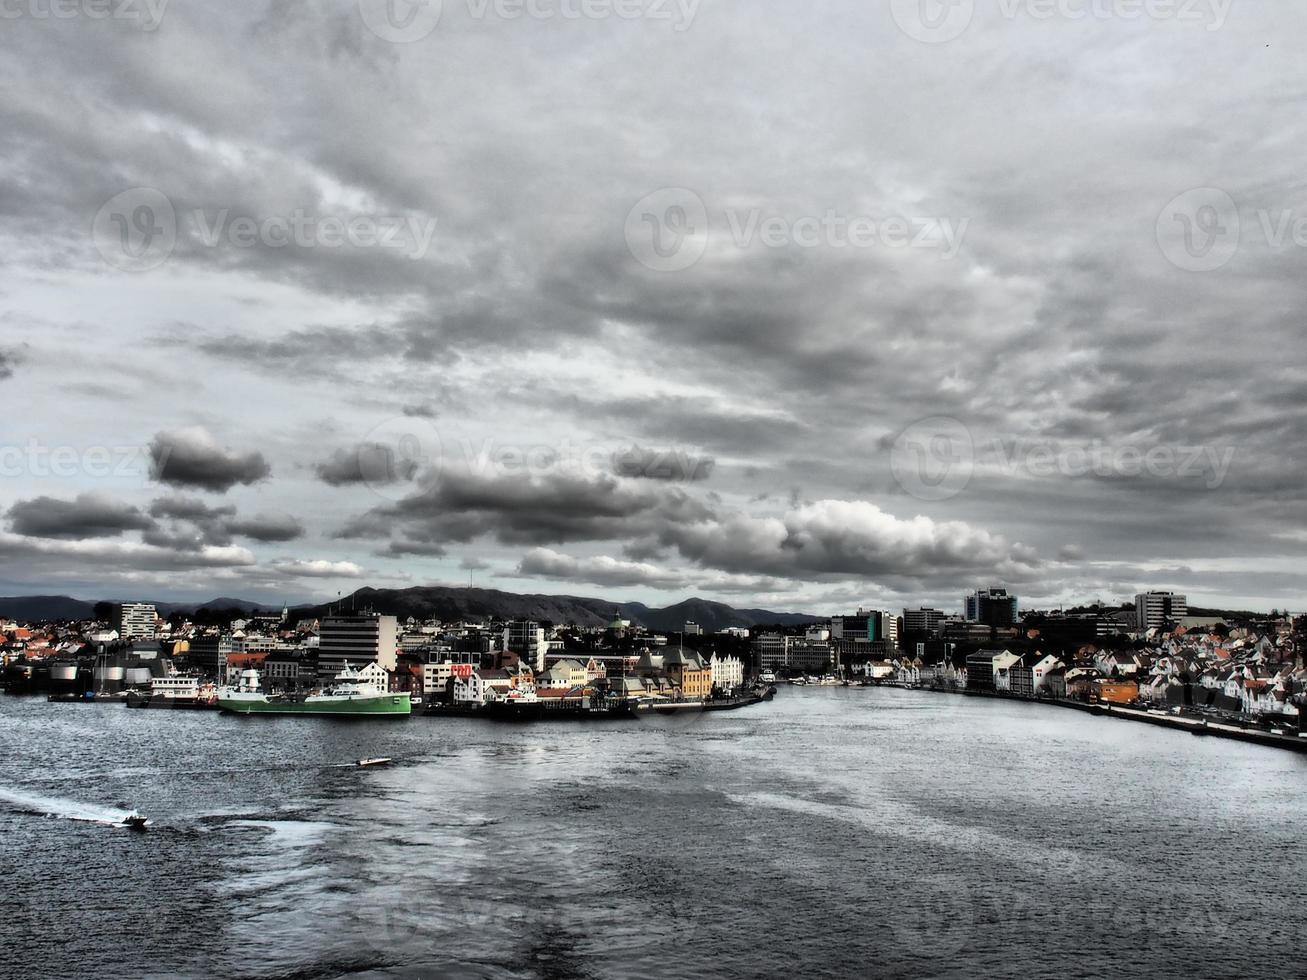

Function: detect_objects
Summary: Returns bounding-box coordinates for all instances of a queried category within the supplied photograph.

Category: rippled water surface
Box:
[2,687,1304,979]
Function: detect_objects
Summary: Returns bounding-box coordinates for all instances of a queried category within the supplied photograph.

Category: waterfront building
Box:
[663,647,712,699]
[318,613,399,681]
[753,633,836,674]
[423,654,482,695]
[708,652,744,692]
[964,588,1019,628]
[189,633,234,678]
[540,658,590,688]
[1135,592,1188,630]
[966,648,1017,692]
[114,603,157,640]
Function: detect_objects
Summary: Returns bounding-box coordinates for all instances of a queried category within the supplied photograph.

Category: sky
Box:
[0,0,1302,615]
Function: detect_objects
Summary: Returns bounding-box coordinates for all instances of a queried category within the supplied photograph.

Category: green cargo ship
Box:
[217,664,411,718]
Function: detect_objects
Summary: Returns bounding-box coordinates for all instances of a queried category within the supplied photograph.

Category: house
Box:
[540,659,589,688]
[1065,667,1102,700]
[450,671,486,705]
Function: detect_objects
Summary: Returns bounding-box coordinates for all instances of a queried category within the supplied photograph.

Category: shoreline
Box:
[878,682,1307,755]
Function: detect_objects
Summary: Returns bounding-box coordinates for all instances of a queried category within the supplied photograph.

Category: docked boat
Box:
[217,665,410,717]
[126,670,214,709]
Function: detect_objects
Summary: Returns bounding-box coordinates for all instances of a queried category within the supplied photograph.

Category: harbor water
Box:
[1,687,1304,979]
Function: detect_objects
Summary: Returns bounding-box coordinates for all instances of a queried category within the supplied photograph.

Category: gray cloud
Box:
[3,4,1305,610]
[224,513,306,543]
[149,429,271,493]
[314,443,421,487]
[7,493,155,539]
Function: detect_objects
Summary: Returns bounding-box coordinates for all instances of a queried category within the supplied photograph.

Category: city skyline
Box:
[3,3,1305,615]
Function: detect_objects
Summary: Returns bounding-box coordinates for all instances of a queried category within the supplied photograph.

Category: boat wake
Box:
[0,786,144,828]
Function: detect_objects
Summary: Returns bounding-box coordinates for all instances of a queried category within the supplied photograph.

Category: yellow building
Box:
[664,648,713,700]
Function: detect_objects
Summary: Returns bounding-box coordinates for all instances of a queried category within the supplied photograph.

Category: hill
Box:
[292,586,819,632]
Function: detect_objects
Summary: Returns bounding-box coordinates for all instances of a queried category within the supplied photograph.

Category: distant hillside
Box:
[292,586,820,633]
[0,595,287,622]
[0,595,95,621]
[153,597,286,615]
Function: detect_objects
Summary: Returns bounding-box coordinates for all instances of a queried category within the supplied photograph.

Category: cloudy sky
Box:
[0,0,1301,614]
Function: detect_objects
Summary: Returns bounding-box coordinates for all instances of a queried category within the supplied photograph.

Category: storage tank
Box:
[94,665,126,691]
[48,661,79,693]
[50,661,79,683]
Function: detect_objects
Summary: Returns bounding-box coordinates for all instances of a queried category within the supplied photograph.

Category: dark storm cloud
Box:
[149,429,271,493]
[7,493,155,539]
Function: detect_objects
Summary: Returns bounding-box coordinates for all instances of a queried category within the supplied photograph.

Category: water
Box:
[2,688,1304,979]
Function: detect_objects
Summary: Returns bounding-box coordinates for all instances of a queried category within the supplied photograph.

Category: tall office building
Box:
[504,620,548,673]
[902,608,946,637]
[964,588,1019,628]
[114,602,157,640]
[318,613,398,681]
[1134,592,1187,630]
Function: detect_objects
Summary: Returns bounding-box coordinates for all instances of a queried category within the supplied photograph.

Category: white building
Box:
[1135,592,1188,630]
[708,653,744,692]
[114,603,156,640]
[452,671,486,704]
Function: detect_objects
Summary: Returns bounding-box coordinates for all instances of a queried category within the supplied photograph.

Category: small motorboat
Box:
[357,757,392,768]
[120,813,149,830]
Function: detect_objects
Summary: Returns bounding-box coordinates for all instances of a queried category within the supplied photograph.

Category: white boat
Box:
[759,670,777,684]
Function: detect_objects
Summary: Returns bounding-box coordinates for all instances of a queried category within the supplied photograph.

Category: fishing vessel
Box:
[217,664,410,717]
